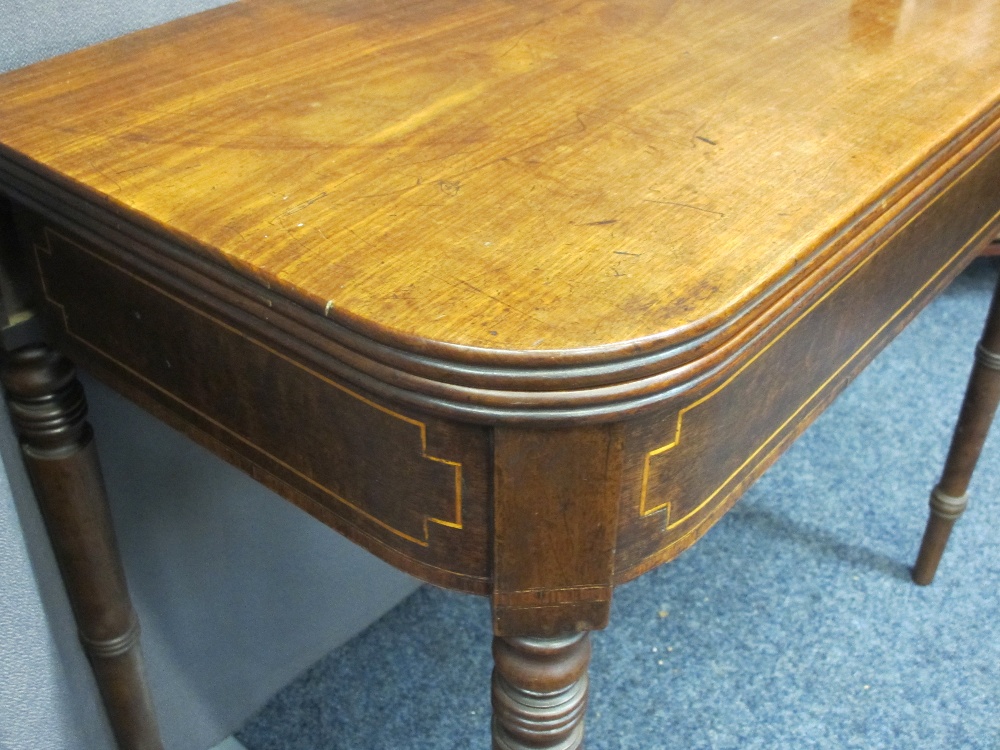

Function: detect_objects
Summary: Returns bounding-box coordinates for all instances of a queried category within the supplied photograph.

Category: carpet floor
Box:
[237,259,1000,750]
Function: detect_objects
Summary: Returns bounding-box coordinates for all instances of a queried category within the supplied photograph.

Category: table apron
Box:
[12,209,494,593]
[615,140,1000,582]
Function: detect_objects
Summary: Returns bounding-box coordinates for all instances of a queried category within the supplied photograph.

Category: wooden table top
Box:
[5,5,1000,747]
[1,0,998,374]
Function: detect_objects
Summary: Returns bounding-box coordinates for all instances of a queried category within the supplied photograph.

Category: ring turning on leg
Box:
[492,633,591,750]
[1,345,163,750]
[913,273,1000,585]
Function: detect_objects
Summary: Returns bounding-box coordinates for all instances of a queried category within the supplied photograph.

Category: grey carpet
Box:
[237,258,1000,750]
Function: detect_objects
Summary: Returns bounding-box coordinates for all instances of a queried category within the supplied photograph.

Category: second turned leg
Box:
[492,633,591,750]
[913,272,1000,585]
[1,345,162,749]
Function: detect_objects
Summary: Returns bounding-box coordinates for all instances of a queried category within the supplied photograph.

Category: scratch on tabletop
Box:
[575,219,618,226]
[350,178,424,202]
[819,153,847,187]
[643,199,725,218]
[499,16,547,58]
[449,277,547,326]
[444,113,588,182]
[89,161,122,193]
[695,135,718,146]
[224,224,249,243]
[614,250,641,256]
[498,1,587,58]
[280,191,329,217]
[108,164,150,176]
[349,229,380,252]
[287,235,312,254]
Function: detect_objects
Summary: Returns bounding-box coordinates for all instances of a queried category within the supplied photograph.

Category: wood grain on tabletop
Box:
[0,0,998,362]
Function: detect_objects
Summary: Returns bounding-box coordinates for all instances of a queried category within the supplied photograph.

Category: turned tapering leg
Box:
[913,272,1000,585]
[492,633,591,750]
[1,345,163,750]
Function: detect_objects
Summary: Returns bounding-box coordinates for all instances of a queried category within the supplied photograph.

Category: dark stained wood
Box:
[0,346,162,750]
[0,195,39,349]
[492,426,623,636]
[913,271,1000,585]
[492,633,590,750]
[13,209,492,592]
[1,1,999,747]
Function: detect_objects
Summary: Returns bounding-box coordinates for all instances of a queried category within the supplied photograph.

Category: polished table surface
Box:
[1,1,999,747]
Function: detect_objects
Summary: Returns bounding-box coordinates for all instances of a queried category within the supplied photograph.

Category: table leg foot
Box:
[491,632,590,750]
[913,274,1000,585]
[1,345,163,750]
[912,488,967,585]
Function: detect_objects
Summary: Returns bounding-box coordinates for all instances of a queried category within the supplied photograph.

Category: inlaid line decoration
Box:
[639,149,1000,532]
[34,228,463,548]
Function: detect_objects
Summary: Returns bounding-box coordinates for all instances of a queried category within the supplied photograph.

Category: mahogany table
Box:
[1,1,999,748]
